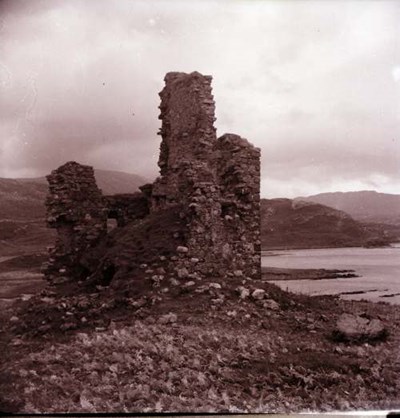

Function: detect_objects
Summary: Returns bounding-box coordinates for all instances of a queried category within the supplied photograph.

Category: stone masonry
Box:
[44,71,261,287]
[151,72,260,279]
[44,162,108,282]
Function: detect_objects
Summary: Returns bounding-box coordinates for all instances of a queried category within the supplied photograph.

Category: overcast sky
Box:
[1,0,399,198]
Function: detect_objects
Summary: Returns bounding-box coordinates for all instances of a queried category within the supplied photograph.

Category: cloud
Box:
[0,0,399,198]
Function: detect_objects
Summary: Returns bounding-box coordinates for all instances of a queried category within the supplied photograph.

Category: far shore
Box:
[262,266,358,281]
[261,242,399,252]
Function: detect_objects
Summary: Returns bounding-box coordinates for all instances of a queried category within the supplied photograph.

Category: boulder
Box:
[60,321,78,331]
[236,286,250,299]
[333,313,388,343]
[209,282,222,289]
[263,299,280,311]
[176,246,189,254]
[251,289,266,300]
[176,268,189,278]
[184,280,196,287]
[158,313,177,324]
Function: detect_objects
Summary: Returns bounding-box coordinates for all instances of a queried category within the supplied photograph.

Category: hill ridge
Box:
[0,168,149,220]
[296,190,400,224]
[261,197,397,250]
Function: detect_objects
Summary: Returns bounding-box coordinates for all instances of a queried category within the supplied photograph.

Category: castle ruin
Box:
[44,72,261,289]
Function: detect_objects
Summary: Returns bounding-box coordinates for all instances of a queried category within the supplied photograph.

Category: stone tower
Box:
[151,71,261,279]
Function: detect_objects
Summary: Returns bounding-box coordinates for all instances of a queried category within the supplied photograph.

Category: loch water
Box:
[262,244,400,304]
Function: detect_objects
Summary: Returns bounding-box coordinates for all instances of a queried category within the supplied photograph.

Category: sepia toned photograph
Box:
[0,0,399,414]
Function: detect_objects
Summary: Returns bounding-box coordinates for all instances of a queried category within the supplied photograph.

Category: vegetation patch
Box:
[1,273,400,413]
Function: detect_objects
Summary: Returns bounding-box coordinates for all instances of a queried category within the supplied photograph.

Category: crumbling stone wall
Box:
[151,72,261,279]
[44,162,108,283]
[44,71,261,287]
[152,72,216,208]
[216,134,261,277]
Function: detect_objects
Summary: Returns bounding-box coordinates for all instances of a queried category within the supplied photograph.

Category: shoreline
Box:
[262,243,400,253]
[261,246,400,304]
[262,266,358,281]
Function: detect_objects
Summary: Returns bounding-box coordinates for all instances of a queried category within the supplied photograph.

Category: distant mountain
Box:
[296,191,400,224]
[260,198,395,250]
[0,169,148,220]
[93,169,149,195]
[16,168,148,196]
[0,179,47,220]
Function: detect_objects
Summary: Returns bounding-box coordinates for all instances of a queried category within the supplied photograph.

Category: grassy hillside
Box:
[0,180,47,220]
[93,169,149,195]
[260,198,392,250]
[0,220,56,256]
[297,191,400,224]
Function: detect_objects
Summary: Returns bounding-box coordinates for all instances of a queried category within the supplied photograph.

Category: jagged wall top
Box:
[157,71,217,175]
[46,161,105,225]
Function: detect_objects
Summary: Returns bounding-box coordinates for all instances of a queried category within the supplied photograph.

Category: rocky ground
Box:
[0,256,400,414]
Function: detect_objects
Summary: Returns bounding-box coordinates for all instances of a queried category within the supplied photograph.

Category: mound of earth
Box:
[1,268,399,413]
[75,205,188,293]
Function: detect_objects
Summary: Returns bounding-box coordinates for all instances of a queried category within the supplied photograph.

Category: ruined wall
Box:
[44,162,108,283]
[150,72,261,279]
[152,72,217,209]
[216,134,261,277]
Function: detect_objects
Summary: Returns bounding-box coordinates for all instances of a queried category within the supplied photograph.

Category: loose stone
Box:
[251,289,266,300]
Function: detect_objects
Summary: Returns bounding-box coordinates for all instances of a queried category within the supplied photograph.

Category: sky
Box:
[0,0,399,198]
